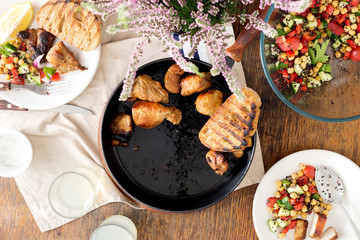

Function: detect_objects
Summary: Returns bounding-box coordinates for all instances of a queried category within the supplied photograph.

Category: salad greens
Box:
[309,39,330,65]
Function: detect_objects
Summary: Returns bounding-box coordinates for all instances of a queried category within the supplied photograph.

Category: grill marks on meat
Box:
[46,41,86,74]
[17,28,55,60]
[199,87,261,156]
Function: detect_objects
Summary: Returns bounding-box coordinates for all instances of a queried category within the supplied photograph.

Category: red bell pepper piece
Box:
[345,19,351,26]
[350,0,359,7]
[10,75,24,85]
[286,220,297,230]
[309,185,317,194]
[328,21,345,35]
[293,202,305,210]
[266,197,277,207]
[322,5,334,19]
[343,51,351,60]
[348,39,357,49]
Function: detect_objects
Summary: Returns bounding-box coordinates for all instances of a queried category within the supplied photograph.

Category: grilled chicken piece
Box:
[132,101,182,129]
[130,74,169,104]
[320,227,338,240]
[180,72,212,96]
[17,28,55,60]
[36,0,101,51]
[199,88,261,152]
[310,213,327,239]
[164,64,184,93]
[109,113,133,138]
[195,89,224,116]
[294,219,308,240]
[46,41,86,74]
[206,150,228,175]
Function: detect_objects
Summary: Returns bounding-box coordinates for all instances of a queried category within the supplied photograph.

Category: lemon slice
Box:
[0,2,33,44]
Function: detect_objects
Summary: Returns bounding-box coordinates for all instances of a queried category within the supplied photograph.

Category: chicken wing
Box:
[206,150,229,175]
[132,101,182,129]
[164,64,184,93]
[46,41,86,74]
[195,89,224,116]
[180,72,211,96]
[109,113,133,137]
[130,74,169,103]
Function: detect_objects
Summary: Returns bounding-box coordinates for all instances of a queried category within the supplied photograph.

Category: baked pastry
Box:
[36,0,101,51]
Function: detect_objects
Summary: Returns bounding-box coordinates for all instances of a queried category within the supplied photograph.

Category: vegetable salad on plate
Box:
[266,163,332,239]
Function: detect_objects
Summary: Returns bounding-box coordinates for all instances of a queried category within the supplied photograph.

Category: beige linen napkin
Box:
[0,27,264,232]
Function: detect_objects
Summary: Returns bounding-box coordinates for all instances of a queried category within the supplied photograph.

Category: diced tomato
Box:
[345,19,351,26]
[322,4,334,19]
[343,51,351,60]
[287,30,296,38]
[10,75,24,85]
[282,228,289,234]
[300,46,309,54]
[20,42,26,51]
[303,165,316,178]
[276,36,291,51]
[39,69,45,79]
[279,69,289,78]
[273,208,280,213]
[309,185,317,194]
[348,40,357,49]
[300,84,307,91]
[11,68,18,77]
[293,202,305,210]
[287,50,295,57]
[289,73,298,83]
[7,57,14,64]
[286,220,297,230]
[295,25,302,34]
[266,197,277,208]
[51,72,60,81]
[297,175,309,186]
[287,37,300,51]
[311,0,321,7]
[328,21,345,35]
[350,47,360,61]
[357,23,360,32]
[280,190,287,195]
[335,13,347,24]
[299,9,310,18]
[289,198,297,205]
[302,31,317,41]
[350,0,359,7]
[296,78,304,84]
[298,195,305,203]
[317,19,321,28]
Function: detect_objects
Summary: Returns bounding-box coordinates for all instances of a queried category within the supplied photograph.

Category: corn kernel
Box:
[326,204,332,210]
[276,180,282,187]
[300,62,307,69]
[320,0,326,3]
[275,191,281,198]
[18,59,24,65]
[346,46,353,52]
[302,205,308,212]
[320,5,327,12]
[316,62,323,68]
[298,43,303,50]
[25,53,31,59]
[0,58,6,65]
[308,41,314,47]
[349,30,356,36]
[290,192,298,199]
[288,55,295,61]
[5,63,14,70]
[302,212,308,218]
[335,51,342,58]
[352,6,359,12]
[13,57,19,64]
[333,9,340,15]
[341,7,348,14]
[276,23,283,29]
[313,67,320,73]
[318,38,324,44]
[295,58,302,65]
[291,210,297,216]
[273,203,279,210]
[287,68,294,74]
[311,199,318,205]
[3,67,8,74]
[278,186,285,191]
[307,13,315,21]
[284,26,291,32]
[340,47,346,53]
[332,1,338,7]
[297,170,304,176]
[314,205,320,212]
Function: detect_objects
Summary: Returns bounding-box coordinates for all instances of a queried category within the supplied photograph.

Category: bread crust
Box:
[36,0,101,51]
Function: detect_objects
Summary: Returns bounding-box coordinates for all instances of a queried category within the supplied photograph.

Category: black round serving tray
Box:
[99,58,256,212]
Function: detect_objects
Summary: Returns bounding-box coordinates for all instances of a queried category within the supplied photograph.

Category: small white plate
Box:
[0,128,33,177]
[253,149,360,240]
[100,215,137,240]
[0,0,101,110]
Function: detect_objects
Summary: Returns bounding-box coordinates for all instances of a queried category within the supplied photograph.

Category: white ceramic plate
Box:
[253,149,360,240]
[0,0,100,110]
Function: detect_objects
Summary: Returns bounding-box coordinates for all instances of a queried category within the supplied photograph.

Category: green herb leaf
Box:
[277,28,288,36]
[309,39,330,65]
[0,45,10,57]
[276,62,288,70]
[355,12,360,16]
[281,197,293,210]
[43,67,56,80]
[319,63,332,72]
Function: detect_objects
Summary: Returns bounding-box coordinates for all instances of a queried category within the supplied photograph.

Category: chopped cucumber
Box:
[278,207,290,217]
[283,14,294,28]
[17,50,26,59]
[319,63,332,72]
[277,219,290,228]
[26,73,41,86]
[268,219,278,233]
[294,64,303,75]
[349,14,356,24]
[332,39,342,49]
[18,63,29,74]
[291,82,301,93]
[304,20,318,28]
[339,1,349,9]
[307,77,322,88]
[340,34,351,43]
[287,184,305,195]
[26,73,33,83]
[293,16,305,25]
[319,71,333,82]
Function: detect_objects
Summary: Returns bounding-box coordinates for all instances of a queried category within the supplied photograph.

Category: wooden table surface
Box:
[1,4,360,240]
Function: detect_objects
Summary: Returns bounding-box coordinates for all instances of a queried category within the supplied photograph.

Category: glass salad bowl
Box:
[260,5,360,122]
